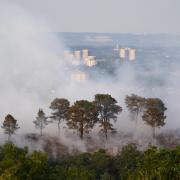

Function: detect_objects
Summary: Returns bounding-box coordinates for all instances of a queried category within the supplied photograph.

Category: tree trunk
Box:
[135,114,138,130]
[8,133,10,142]
[104,118,108,141]
[104,128,108,141]
[58,121,60,132]
[135,111,139,131]
[153,126,156,139]
[80,131,83,139]
[105,131,108,140]
[80,124,84,139]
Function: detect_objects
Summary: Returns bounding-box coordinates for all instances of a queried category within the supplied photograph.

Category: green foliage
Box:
[94,94,122,140]
[50,98,70,130]
[67,100,98,139]
[33,109,49,136]
[26,151,48,179]
[2,114,20,141]
[115,143,142,180]
[65,167,96,180]
[0,143,49,180]
[125,94,146,122]
[0,143,28,180]
[142,98,167,138]
[0,143,179,180]
[100,172,112,180]
[130,146,180,180]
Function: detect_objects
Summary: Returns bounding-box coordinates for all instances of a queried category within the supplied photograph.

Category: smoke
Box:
[0,2,179,153]
[0,2,69,133]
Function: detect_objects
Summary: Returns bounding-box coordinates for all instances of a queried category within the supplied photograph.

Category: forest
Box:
[0,143,179,180]
[0,94,180,179]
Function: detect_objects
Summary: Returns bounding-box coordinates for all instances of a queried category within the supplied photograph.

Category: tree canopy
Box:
[0,143,178,180]
[94,94,122,140]
[33,109,49,136]
[125,94,146,122]
[142,98,167,138]
[2,114,20,141]
[67,100,98,139]
[50,98,70,131]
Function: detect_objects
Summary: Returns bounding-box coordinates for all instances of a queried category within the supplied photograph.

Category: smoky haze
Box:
[2,0,180,34]
[0,2,179,150]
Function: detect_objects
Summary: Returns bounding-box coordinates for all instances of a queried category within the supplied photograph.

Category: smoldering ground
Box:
[0,2,179,154]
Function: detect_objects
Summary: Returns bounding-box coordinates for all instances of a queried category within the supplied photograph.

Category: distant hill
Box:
[56,32,180,47]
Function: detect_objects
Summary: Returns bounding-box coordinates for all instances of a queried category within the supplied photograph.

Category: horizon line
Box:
[53,31,180,36]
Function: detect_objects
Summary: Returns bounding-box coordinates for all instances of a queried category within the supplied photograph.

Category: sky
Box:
[2,0,180,34]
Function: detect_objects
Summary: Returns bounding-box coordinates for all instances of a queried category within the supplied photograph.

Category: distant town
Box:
[64,45,136,82]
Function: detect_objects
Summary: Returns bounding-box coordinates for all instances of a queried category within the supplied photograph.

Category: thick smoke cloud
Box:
[0,1,179,149]
[0,3,68,133]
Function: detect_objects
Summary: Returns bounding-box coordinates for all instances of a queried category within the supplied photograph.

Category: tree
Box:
[27,151,48,179]
[65,167,96,180]
[0,143,28,180]
[115,143,142,179]
[94,94,122,140]
[33,109,49,136]
[2,114,20,141]
[50,98,70,131]
[129,146,180,180]
[125,94,146,125]
[67,100,98,139]
[142,98,167,139]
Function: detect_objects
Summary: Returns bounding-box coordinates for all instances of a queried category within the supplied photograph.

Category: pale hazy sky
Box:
[2,0,180,34]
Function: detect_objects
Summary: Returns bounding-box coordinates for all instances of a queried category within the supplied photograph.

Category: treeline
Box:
[2,94,167,141]
[0,143,179,180]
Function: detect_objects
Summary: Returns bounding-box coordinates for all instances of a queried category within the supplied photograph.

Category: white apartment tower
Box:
[129,49,136,61]
[119,48,126,59]
[71,71,86,82]
[74,50,81,60]
[82,49,89,60]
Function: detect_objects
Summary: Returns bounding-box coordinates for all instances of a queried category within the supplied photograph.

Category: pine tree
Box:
[50,98,70,131]
[2,114,20,141]
[67,100,98,139]
[94,94,122,140]
[142,98,167,139]
[125,94,146,126]
[33,109,49,136]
